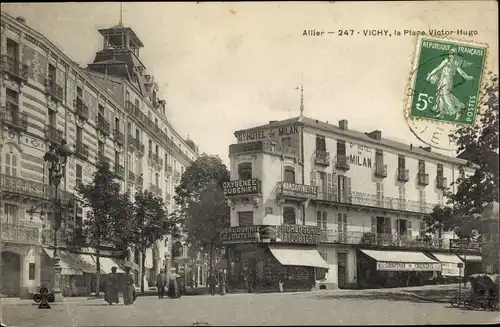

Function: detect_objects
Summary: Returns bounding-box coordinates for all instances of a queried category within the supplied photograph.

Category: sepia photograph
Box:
[0,1,498,326]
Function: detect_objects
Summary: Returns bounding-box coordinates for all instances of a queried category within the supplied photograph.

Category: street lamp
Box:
[43,139,73,301]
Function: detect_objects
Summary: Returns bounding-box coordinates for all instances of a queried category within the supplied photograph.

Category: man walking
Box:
[208,273,217,296]
[156,269,166,299]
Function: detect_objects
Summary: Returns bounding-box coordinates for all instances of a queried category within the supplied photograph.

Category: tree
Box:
[425,72,499,238]
[77,162,130,296]
[130,190,170,294]
[174,154,230,271]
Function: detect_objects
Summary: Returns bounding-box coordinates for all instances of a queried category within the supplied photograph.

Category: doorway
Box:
[0,251,21,297]
[338,252,348,289]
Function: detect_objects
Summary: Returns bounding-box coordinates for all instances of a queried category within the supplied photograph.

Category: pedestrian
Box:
[156,269,166,299]
[104,266,120,305]
[208,273,217,296]
[122,267,136,305]
[167,268,181,299]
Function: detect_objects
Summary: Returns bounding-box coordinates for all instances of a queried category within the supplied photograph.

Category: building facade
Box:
[222,116,482,292]
[0,13,198,297]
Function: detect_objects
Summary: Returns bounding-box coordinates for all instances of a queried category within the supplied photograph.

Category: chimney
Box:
[269,120,278,124]
[366,130,382,140]
[339,119,348,131]
[15,17,26,24]
[420,146,432,152]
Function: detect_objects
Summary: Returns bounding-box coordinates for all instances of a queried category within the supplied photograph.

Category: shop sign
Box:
[0,174,44,198]
[276,224,320,245]
[220,226,261,244]
[449,239,481,251]
[376,261,441,271]
[278,182,317,199]
[235,125,299,143]
[223,179,261,196]
[441,263,464,277]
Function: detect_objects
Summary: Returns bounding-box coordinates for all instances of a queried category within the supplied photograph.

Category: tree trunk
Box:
[141,248,146,294]
[208,243,213,274]
[95,248,101,297]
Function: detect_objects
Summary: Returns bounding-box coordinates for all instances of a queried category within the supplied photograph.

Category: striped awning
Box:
[360,249,441,272]
[268,244,329,269]
[43,248,84,275]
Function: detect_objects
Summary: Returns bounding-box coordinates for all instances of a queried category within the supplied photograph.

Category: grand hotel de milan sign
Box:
[220,224,321,245]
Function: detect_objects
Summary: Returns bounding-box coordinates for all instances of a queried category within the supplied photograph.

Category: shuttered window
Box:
[283,207,296,224]
[284,166,295,183]
[238,211,254,226]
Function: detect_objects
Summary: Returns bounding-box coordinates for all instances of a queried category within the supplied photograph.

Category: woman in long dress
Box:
[167,269,181,299]
[425,48,474,120]
[104,266,120,305]
[122,267,135,305]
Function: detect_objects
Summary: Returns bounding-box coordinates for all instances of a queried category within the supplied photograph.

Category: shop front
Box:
[222,224,328,293]
[427,252,464,283]
[357,249,441,288]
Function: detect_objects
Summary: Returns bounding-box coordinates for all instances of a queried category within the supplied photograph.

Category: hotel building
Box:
[0,12,200,298]
[222,116,482,291]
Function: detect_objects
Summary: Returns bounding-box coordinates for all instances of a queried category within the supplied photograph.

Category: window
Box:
[336,141,346,155]
[148,140,152,153]
[375,216,391,234]
[6,88,19,105]
[29,263,35,280]
[398,155,406,169]
[418,160,425,173]
[316,211,327,229]
[135,157,142,175]
[398,186,406,209]
[437,164,443,177]
[238,211,253,226]
[76,126,83,144]
[419,221,427,238]
[172,242,183,258]
[76,164,82,187]
[48,64,56,81]
[164,154,168,166]
[115,151,120,166]
[6,38,19,59]
[128,153,133,172]
[3,152,19,176]
[98,141,104,157]
[376,182,383,200]
[316,135,326,151]
[77,86,83,98]
[4,204,19,225]
[135,99,140,111]
[136,128,140,142]
[281,137,292,149]
[283,207,296,224]
[115,117,120,131]
[284,166,295,183]
[238,162,252,180]
[396,219,411,236]
[375,150,383,165]
[337,213,348,240]
[98,104,104,116]
[337,175,351,203]
[155,145,159,156]
[155,118,158,126]
[48,110,56,127]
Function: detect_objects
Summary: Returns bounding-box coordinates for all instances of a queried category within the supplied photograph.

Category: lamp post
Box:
[43,139,73,302]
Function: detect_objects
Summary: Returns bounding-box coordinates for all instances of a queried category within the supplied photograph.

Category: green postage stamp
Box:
[406,37,488,126]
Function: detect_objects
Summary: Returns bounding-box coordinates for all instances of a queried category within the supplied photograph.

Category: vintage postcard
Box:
[0,2,498,327]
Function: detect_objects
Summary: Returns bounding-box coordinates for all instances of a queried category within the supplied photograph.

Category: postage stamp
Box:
[405,36,488,150]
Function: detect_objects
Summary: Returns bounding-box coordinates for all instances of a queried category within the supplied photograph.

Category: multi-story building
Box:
[0,12,198,297]
[221,115,481,292]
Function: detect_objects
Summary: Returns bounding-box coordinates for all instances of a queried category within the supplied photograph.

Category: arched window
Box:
[238,162,252,180]
[283,206,296,225]
[172,241,183,258]
[284,166,295,183]
[3,148,19,177]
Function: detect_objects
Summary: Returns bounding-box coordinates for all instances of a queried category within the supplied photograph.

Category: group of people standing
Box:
[156,268,185,299]
[104,266,136,305]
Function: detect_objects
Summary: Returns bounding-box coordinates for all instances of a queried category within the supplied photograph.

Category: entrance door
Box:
[337,252,348,289]
[0,251,21,297]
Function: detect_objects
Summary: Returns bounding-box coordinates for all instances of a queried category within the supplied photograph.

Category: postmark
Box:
[405,36,488,150]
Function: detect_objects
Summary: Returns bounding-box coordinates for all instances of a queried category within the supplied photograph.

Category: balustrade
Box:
[335,154,350,171]
[45,78,64,101]
[1,55,28,81]
[315,151,330,166]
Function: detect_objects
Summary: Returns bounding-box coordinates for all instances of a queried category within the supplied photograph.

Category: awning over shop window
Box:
[43,248,84,276]
[96,256,124,274]
[458,255,482,262]
[360,249,440,272]
[268,245,329,269]
[431,252,464,277]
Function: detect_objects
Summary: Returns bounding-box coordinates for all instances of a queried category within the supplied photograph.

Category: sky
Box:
[2,1,498,167]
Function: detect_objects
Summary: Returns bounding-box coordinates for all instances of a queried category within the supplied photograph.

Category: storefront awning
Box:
[97,256,124,274]
[360,249,440,272]
[43,248,84,276]
[268,245,329,269]
[431,252,464,277]
[458,255,482,262]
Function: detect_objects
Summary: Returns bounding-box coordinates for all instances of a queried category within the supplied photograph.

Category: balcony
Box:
[436,176,448,189]
[128,136,137,151]
[45,78,64,102]
[374,164,387,178]
[0,223,40,244]
[334,154,350,171]
[44,125,63,144]
[75,142,89,160]
[276,181,318,200]
[148,151,161,165]
[312,190,435,214]
[41,229,75,247]
[315,151,330,166]
[1,55,28,82]
[97,116,110,135]
[319,229,448,250]
[125,100,137,113]
[137,142,145,156]
[397,168,409,182]
[113,129,125,145]
[114,164,125,179]
[418,172,429,186]
[74,98,89,120]
[97,154,110,166]
[165,165,173,176]
[2,106,28,132]
[128,171,135,184]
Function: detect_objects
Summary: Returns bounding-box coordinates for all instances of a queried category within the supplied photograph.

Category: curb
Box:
[401,291,449,303]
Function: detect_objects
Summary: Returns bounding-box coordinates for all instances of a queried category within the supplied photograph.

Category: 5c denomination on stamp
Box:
[405,36,488,150]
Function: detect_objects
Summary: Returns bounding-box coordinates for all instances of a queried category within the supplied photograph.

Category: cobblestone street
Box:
[2,286,499,326]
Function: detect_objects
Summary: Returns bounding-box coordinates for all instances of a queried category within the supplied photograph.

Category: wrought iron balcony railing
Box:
[44,125,63,144]
[75,142,89,160]
[45,78,64,102]
[128,171,136,184]
[2,106,28,131]
[418,172,429,186]
[335,154,350,171]
[97,154,110,166]
[74,97,89,120]
[97,116,110,135]
[115,164,125,179]
[113,129,125,145]
[397,168,409,182]
[41,229,75,247]
[1,55,28,81]
[374,163,387,178]
[0,223,40,244]
[125,101,137,113]
[315,151,330,166]
[436,176,448,189]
